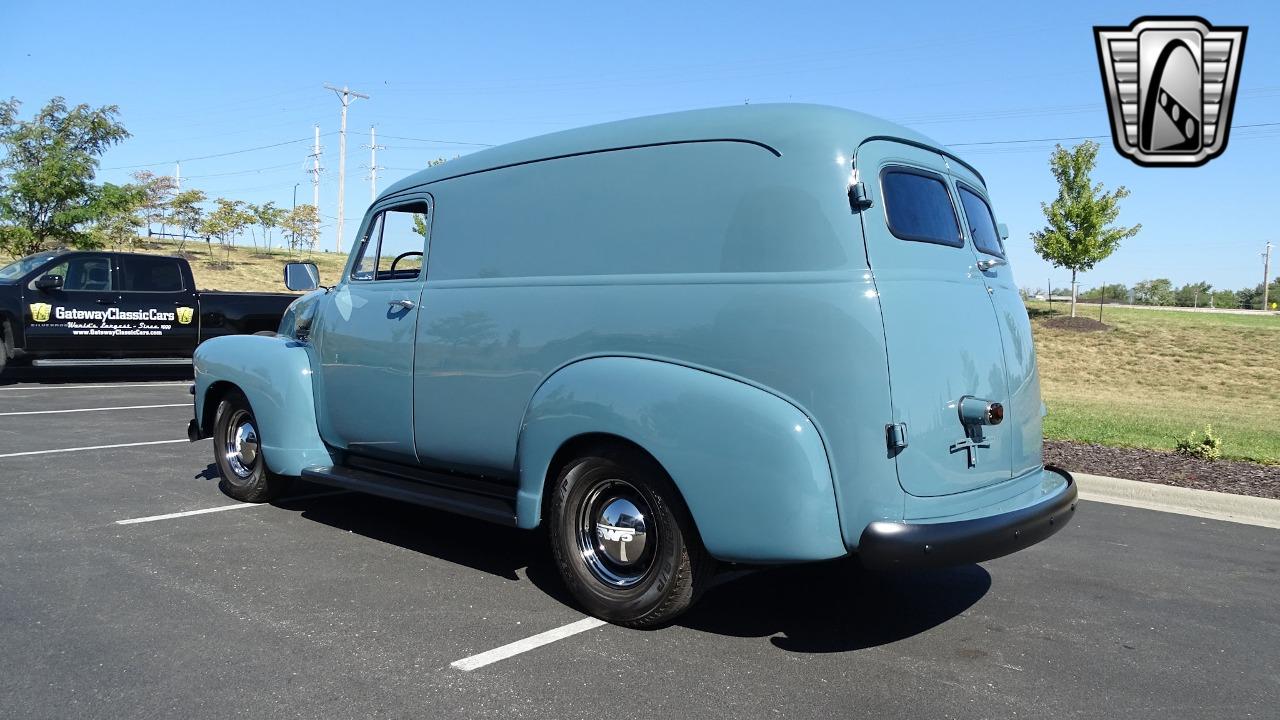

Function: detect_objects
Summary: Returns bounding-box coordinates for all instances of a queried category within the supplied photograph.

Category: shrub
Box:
[1175,425,1223,461]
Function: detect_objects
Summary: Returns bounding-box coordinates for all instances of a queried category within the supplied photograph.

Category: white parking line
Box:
[115,490,347,525]
[0,403,188,417]
[0,439,188,459]
[450,617,608,671]
[0,382,190,392]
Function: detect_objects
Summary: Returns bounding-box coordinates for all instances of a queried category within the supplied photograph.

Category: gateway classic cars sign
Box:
[29,302,195,336]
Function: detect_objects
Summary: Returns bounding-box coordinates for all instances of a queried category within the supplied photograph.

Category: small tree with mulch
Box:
[1031,141,1141,318]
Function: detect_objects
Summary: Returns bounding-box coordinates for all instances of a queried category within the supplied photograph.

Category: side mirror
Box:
[35,274,63,292]
[996,222,1010,241]
[283,262,319,291]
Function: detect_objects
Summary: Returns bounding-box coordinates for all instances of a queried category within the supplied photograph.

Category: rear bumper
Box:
[858,466,1077,570]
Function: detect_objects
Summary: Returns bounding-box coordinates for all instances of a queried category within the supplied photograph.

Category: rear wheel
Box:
[549,446,714,628]
[213,390,290,502]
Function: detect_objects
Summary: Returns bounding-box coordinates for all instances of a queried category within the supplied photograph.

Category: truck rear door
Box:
[113,254,199,356]
[947,167,1043,479]
[855,139,1013,496]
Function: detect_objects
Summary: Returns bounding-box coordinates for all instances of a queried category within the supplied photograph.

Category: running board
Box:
[32,357,191,367]
[300,464,518,526]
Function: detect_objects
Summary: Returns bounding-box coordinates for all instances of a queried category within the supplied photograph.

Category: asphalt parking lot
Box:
[1,372,1277,719]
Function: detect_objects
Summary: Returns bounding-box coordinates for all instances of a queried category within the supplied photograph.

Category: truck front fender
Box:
[193,335,333,475]
[516,357,846,563]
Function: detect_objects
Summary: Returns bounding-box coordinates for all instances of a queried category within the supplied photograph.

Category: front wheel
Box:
[212,390,290,502]
[549,447,714,628]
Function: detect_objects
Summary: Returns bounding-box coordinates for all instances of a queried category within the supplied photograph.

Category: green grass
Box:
[1028,301,1280,464]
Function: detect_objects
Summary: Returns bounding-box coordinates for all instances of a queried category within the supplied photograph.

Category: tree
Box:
[88,182,147,250]
[1173,281,1212,307]
[280,204,320,255]
[1133,278,1174,306]
[251,202,286,252]
[1236,284,1263,310]
[1078,283,1129,304]
[1031,141,1141,317]
[131,170,177,238]
[0,97,130,256]
[168,189,206,252]
[1210,289,1239,309]
[199,198,252,261]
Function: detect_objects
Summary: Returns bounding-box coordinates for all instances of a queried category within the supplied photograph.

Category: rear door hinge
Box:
[886,422,908,456]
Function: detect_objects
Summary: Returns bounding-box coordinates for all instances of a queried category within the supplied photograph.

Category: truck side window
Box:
[351,213,384,281]
[43,256,116,291]
[957,185,1005,258]
[880,168,963,248]
[118,255,186,292]
[350,201,428,282]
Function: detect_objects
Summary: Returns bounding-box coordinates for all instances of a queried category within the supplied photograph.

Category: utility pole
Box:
[175,161,181,192]
[324,84,369,253]
[309,124,323,221]
[365,125,385,202]
[1264,241,1273,311]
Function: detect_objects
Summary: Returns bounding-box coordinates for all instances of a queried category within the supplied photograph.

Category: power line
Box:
[182,161,304,180]
[377,134,495,147]
[102,133,337,171]
[946,122,1280,148]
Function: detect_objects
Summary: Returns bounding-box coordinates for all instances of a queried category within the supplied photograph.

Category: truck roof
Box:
[380,103,966,198]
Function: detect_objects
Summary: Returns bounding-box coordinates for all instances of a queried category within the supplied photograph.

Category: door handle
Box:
[96,297,118,305]
[976,258,1006,271]
[388,299,416,310]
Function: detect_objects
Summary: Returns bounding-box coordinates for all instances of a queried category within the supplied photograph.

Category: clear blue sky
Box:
[2,0,1276,291]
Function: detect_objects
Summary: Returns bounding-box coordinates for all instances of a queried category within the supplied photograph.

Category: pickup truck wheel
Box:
[549,447,713,628]
[0,334,7,375]
[213,390,289,503]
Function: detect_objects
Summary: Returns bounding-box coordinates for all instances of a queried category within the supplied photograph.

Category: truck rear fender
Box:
[515,356,847,563]
[193,334,333,475]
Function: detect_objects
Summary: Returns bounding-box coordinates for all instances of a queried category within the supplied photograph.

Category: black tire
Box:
[549,446,715,628]
[212,390,290,502]
[0,332,7,376]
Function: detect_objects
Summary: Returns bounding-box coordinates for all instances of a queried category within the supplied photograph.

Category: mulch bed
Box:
[1040,316,1110,332]
[1044,440,1280,500]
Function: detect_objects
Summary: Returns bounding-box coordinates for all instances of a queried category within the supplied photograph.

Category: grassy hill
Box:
[122,238,350,292]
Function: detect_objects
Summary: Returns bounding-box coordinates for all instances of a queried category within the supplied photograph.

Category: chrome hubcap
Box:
[223,410,259,479]
[576,480,653,587]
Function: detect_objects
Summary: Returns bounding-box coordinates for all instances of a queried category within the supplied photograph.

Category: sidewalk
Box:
[1074,471,1280,529]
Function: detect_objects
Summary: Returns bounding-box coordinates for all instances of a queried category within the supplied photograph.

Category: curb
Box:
[1073,472,1280,530]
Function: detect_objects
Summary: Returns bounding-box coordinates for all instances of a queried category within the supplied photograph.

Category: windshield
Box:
[0,251,63,282]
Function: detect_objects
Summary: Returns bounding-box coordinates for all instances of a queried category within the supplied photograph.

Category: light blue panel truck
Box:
[190,105,1077,627]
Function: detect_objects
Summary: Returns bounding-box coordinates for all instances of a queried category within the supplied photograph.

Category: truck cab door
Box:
[854,140,1013,496]
[312,196,431,463]
[113,254,200,356]
[23,253,119,355]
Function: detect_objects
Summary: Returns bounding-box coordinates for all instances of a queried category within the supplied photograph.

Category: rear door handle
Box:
[388,299,416,310]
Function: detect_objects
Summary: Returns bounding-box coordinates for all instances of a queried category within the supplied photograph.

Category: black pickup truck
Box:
[0,249,296,371]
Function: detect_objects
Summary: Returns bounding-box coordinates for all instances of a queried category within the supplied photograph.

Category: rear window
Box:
[881,168,962,247]
[118,255,186,292]
[958,185,1005,258]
